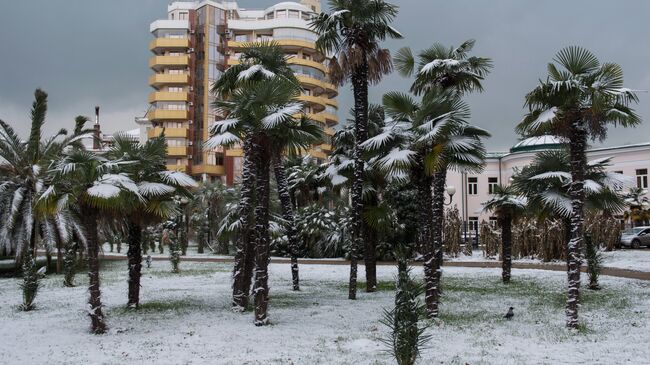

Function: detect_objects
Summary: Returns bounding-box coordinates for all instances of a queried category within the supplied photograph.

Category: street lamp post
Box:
[444,185,456,206]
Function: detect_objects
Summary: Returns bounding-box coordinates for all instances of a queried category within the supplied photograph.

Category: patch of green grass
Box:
[357,280,395,292]
[110,298,209,315]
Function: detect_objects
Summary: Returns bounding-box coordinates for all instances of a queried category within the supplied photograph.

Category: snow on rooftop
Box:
[510,135,566,152]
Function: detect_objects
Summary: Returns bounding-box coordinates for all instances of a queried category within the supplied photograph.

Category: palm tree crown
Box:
[310,0,402,85]
[517,46,640,141]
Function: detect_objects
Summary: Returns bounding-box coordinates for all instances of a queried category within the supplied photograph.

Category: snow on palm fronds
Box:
[159,171,198,188]
[86,174,140,199]
[262,103,303,129]
[237,64,275,80]
[204,132,242,149]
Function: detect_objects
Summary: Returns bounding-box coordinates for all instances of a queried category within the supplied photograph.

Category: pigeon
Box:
[146,255,152,268]
[504,307,514,320]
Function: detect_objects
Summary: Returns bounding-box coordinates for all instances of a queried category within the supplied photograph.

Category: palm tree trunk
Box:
[272,154,300,291]
[253,150,271,326]
[126,220,142,308]
[363,220,377,293]
[349,63,370,300]
[426,169,446,318]
[501,213,513,283]
[232,137,257,311]
[566,122,587,329]
[81,205,107,334]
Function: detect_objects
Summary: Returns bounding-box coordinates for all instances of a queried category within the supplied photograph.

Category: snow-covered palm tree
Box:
[366,90,489,317]
[516,46,640,329]
[394,39,492,97]
[107,134,196,308]
[322,105,391,292]
[481,185,527,283]
[0,90,88,260]
[311,0,402,300]
[212,42,315,301]
[208,73,318,325]
[48,148,142,333]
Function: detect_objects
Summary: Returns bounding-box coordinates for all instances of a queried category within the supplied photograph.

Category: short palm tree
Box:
[0,90,86,260]
[481,185,527,283]
[107,134,196,308]
[311,0,402,300]
[516,46,641,329]
[49,147,141,333]
[208,73,318,325]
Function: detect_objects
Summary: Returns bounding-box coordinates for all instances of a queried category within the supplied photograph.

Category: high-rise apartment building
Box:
[145,0,338,185]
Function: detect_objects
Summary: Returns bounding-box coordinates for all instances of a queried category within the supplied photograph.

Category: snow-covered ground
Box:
[1,260,649,364]
[447,248,650,272]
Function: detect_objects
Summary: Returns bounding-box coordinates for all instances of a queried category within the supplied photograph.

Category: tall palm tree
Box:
[212,42,309,303]
[107,134,196,308]
[208,74,318,325]
[481,185,527,283]
[394,40,492,316]
[323,105,389,292]
[394,39,492,97]
[270,119,322,291]
[369,90,489,317]
[516,46,640,328]
[311,0,402,299]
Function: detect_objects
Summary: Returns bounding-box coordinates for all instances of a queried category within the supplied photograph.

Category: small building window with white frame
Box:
[488,177,498,194]
[468,217,479,232]
[637,169,648,189]
[468,177,478,195]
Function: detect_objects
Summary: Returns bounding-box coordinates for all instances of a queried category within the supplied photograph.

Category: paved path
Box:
[97,253,650,281]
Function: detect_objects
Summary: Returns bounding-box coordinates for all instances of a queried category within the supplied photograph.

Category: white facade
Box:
[445,137,650,225]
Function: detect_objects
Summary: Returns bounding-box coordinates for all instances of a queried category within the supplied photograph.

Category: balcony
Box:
[167,146,189,156]
[287,57,328,74]
[297,95,326,112]
[150,19,189,33]
[148,92,190,103]
[228,39,316,51]
[192,164,225,175]
[165,164,188,173]
[149,38,190,53]
[149,55,189,70]
[320,143,333,152]
[296,76,338,98]
[149,73,189,88]
[147,127,189,139]
[147,109,188,120]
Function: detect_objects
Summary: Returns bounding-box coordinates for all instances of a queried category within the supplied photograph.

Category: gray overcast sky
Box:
[1,0,649,151]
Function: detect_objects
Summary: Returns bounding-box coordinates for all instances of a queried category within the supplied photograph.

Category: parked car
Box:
[620,226,650,248]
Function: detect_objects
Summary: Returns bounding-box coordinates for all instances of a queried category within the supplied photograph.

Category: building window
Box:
[637,169,648,189]
[266,12,275,19]
[234,34,248,42]
[289,10,300,19]
[179,12,188,20]
[488,177,498,194]
[468,177,478,195]
[489,216,498,227]
[468,217,479,232]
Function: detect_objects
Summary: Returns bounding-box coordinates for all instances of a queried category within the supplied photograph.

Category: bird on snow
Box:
[504,307,514,320]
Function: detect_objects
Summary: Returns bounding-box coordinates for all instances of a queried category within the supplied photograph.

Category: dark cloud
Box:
[1,0,649,150]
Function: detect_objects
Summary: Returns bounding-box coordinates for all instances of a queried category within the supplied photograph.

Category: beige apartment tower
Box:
[146,0,338,185]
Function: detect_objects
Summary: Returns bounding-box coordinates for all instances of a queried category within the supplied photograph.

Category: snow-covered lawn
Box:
[449,248,650,272]
[1,260,649,364]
